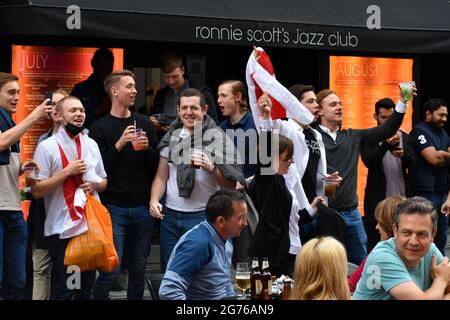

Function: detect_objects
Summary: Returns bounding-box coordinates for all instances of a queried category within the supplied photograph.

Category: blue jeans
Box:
[341,208,368,265]
[415,191,448,256]
[47,235,96,300]
[93,205,154,300]
[160,207,205,272]
[0,210,28,300]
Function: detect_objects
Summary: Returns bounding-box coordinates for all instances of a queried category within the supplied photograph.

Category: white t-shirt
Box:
[160,146,219,212]
[33,132,106,236]
[0,149,21,211]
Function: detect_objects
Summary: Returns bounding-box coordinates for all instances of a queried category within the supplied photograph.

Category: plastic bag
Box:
[64,193,119,272]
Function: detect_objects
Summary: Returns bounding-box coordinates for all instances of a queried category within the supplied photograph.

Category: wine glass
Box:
[235,262,251,299]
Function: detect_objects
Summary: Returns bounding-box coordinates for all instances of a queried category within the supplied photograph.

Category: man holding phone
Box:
[361,98,417,251]
[0,72,52,299]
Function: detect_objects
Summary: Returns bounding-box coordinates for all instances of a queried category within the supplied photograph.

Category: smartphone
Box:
[44,91,52,106]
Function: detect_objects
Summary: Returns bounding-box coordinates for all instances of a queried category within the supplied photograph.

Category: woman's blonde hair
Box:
[374,195,406,238]
[291,237,350,300]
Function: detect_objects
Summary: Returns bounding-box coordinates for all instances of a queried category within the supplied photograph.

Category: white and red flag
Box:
[55,128,104,239]
[246,47,314,125]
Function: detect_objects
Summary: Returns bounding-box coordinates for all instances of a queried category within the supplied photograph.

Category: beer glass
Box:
[323,179,338,198]
[190,148,202,169]
[236,262,251,299]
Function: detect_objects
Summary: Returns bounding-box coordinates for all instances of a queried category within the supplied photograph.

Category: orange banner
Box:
[329,56,413,215]
[11,45,123,217]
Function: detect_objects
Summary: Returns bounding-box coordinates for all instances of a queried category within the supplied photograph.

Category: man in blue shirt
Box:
[159,189,248,300]
[354,197,450,300]
[218,79,256,179]
[410,98,450,255]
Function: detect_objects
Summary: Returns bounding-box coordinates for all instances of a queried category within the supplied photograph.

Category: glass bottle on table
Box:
[261,257,272,300]
[250,257,263,300]
[281,278,292,300]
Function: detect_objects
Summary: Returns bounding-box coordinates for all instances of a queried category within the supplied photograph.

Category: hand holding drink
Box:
[190,148,203,169]
[132,128,148,151]
[23,162,39,187]
[323,179,338,198]
[322,171,341,198]
[399,81,417,102]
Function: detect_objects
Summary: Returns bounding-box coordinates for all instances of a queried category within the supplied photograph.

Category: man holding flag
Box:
[246,47,329,270]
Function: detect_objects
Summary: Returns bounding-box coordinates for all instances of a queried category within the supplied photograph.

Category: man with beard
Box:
[362,98,417,251]
[410,98,450,255]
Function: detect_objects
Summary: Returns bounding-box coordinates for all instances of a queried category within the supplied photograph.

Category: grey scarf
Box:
[158,115,245,197]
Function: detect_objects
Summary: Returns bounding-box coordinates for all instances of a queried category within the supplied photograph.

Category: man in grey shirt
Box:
[315,85,414,264]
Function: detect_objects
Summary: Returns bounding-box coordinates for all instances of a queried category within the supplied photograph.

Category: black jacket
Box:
[247,130,291,275]
[247,170,292,276]
[361,131,416,250]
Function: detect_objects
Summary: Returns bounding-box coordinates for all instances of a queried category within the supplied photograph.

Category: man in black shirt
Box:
[361,98,417,251]
[150,51,218,140]
[315,85,413,264]
[90,70,159,300]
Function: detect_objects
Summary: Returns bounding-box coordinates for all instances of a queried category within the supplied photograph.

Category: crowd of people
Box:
[0,47,450,300]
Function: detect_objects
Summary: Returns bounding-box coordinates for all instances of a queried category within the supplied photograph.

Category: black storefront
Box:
[1,0,450,127]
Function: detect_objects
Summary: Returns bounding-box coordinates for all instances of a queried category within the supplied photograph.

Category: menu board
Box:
[11,45,123,217]
[329,56,413,215]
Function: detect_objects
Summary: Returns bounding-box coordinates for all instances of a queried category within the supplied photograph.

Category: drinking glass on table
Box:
[236,262,251,299]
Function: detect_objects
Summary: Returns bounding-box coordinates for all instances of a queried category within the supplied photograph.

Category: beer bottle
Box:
[281,278,292,300]
[250,257,262,300]
[261,257,272,300]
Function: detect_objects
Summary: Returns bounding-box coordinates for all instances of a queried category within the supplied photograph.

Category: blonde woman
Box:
[291,237,350,300]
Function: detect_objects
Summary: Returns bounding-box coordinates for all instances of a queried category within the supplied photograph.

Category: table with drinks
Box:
[235,257,292,300]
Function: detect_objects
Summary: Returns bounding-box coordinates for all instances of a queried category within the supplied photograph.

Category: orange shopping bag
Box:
[64,193,119,272]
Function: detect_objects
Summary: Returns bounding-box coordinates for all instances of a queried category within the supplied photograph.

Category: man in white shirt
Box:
[150,88,244,272]
[32,96,107,300]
